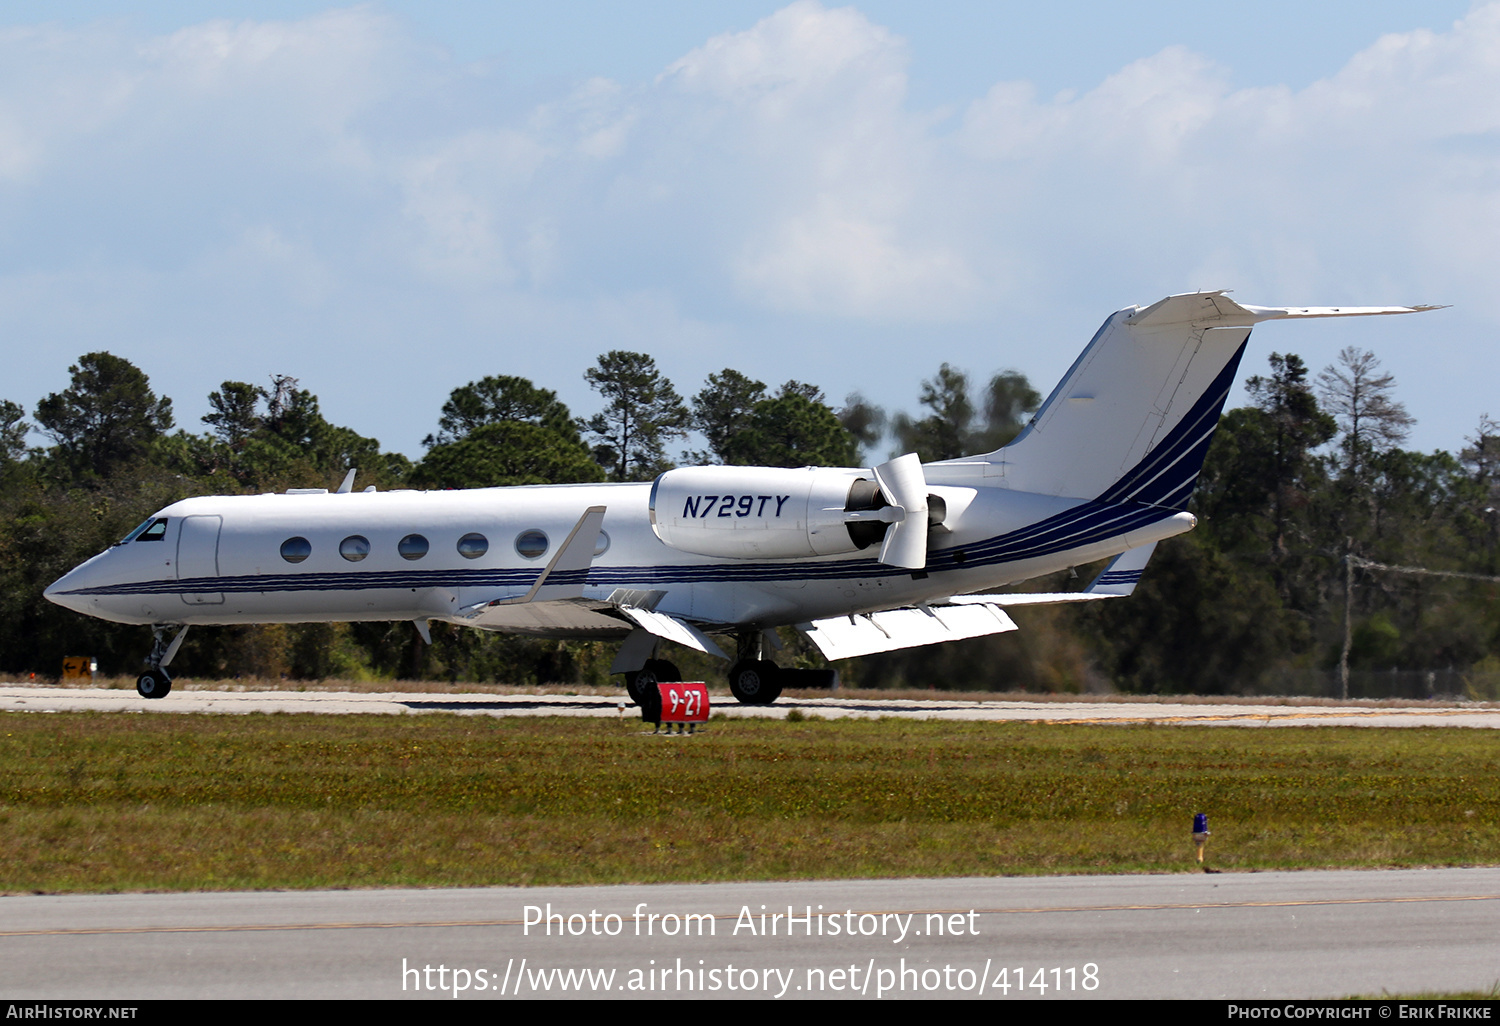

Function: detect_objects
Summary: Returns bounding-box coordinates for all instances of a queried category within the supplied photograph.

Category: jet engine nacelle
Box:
[650,465,886,560]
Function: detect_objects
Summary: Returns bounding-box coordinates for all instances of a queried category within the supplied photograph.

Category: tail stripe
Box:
[1095,338,1248,508]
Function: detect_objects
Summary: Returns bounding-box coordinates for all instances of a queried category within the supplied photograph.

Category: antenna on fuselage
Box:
[336,469,357,494]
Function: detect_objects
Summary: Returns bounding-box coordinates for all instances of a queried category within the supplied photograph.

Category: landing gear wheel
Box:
[640,659,681,683]
[728,660,782,706]
[625,660,678,706]
[627,660,679,717]
[624,672,646,707]
[136,669,172,699]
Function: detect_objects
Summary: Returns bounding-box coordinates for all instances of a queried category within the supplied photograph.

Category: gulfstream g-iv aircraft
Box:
[45,291,1437,702]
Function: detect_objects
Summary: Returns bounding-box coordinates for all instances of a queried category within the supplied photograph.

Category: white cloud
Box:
[2,2,1499,455]
[658,1,976,316]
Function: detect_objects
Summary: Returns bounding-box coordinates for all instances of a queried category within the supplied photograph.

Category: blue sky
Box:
[1,1,1492,461]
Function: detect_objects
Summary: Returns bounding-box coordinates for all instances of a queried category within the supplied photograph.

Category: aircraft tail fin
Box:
[966,292,1437,506]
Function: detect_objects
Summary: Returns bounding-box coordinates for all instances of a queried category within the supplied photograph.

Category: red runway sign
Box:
[657,682,709,723]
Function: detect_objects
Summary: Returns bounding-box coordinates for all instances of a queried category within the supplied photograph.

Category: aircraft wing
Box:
[453,595,729,649]
[454,597,628,636]
[797,543,1158,660]
[451,511,731,656]
[797,603,1019,660]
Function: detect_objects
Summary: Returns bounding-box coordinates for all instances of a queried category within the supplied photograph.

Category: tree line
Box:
[1,344,1495,694]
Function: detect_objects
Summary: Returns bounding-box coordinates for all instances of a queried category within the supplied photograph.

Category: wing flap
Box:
[617,606,728,659]
[455,598,629,634]
[798,603,1017,661]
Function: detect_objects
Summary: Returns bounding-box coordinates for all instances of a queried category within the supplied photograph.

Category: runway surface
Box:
[4,869,1499,999]
[3,684,1499,727]
[4,687,1497,1000]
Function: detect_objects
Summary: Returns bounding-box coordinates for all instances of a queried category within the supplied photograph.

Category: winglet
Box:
[507,505,606,604]
[1085,542,1157,596]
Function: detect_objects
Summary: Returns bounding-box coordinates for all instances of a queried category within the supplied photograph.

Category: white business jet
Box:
[45,291,1435,701]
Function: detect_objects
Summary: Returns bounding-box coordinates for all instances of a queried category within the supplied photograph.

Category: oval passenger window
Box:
[457,533,489,559]
[398,534,429,560]
[280,537,312,563]
[339,535,370,562]
[515,529,549,560]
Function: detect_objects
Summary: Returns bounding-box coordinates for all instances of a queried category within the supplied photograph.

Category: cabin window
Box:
[339,535,370,562]
[457,533,489,559]
[593,531,610,557]
[398,534,428,560]
[280,537,312,563]
[515,529,548,560]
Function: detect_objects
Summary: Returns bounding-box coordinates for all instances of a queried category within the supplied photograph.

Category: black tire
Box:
[630,660,679,721]
[642,659,681,682]
[624,672,646,707]
[728,660,782,705]
[624,661,679,708]
[136,669,171,699]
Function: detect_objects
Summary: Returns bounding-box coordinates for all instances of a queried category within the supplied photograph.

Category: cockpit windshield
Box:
[117,517,168,545]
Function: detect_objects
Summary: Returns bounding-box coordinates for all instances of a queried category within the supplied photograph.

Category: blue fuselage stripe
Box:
[61,498,1182,599]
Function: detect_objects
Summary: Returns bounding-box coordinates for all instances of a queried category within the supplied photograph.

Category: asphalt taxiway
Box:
[2,685,1499,727]
[4,869,1498,999]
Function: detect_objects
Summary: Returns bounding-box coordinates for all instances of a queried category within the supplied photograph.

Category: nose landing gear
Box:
[137,624,187,699]
[136,669,171,699]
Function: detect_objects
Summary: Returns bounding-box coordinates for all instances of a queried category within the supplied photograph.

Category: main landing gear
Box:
[726,659,782,705]
[726,631,783,706]
[619,633,803,709]
[625,658,682,704]
[137,624,188,699]
[624,658,681,721]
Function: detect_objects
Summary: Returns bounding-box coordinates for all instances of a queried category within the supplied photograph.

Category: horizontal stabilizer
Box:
[1125,291,1442,328]
[798,603,1017,661]
[971,291,1441,507]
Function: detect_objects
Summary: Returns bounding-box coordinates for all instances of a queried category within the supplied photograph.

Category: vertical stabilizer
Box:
[971,292,1438,507]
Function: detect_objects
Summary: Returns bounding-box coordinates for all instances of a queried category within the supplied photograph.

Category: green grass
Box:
[2,712,1498,892]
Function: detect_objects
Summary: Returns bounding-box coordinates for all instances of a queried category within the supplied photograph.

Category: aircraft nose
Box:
[44,570,90,615]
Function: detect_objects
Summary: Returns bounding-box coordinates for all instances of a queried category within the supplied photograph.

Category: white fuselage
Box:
[43,476,1194,636]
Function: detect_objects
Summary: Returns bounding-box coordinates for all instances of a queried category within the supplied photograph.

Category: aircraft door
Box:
[177,515,225,605]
